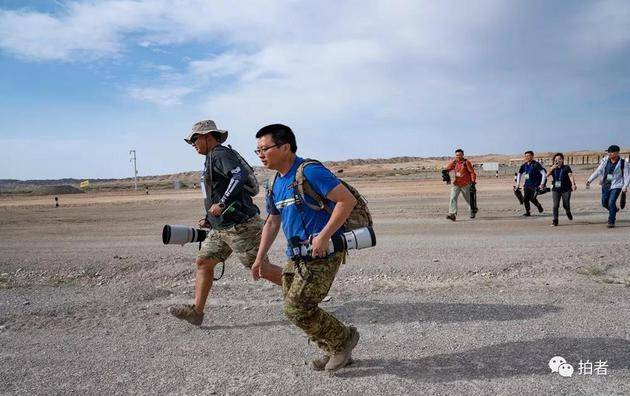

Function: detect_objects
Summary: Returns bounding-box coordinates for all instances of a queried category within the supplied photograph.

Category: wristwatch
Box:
[218,202,226,209]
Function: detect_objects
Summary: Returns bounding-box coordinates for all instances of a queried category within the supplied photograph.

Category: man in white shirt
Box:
[586,145,630,228]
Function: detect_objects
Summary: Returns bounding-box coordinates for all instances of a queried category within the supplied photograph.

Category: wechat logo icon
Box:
[549,356,573,378]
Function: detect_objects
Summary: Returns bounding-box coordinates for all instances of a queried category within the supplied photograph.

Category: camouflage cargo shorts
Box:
[198,215,265,268]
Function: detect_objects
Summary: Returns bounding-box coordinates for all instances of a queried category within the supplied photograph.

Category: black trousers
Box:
[523,187,542,213]
[552,190,571,220]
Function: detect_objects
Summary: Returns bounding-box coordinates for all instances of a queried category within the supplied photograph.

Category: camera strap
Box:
[197,236,225,280]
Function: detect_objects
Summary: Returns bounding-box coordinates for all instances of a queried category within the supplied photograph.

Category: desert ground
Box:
[1,170,629,395]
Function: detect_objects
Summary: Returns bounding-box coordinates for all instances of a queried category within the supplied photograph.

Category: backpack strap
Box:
[295,159,333,214]
[266,172,279,199]
[464,159,474,174]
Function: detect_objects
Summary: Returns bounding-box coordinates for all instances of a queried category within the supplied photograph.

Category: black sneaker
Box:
[446,214,456,221]
[607,223,615,228]
[552,219,558,227]
[567,212,573,221]
[522,212,531,217]
[536,204,544,213]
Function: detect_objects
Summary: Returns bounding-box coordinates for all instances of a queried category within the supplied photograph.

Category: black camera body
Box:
[442,170,451,184]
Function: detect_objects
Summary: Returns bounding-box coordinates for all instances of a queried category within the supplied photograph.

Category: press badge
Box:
[554,181,562,188]
[607,174,614,182]
[524,174,530,180]
[456,172,462,177]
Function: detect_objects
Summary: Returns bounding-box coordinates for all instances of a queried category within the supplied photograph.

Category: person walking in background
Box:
[514,150,546,216]
[444,149,478,221]
[586,145,629,228]
[547,153,577,227]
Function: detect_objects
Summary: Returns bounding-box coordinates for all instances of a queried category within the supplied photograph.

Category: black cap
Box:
[607,145,620,153]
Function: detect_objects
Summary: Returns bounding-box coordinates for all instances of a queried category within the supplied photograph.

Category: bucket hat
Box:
[184,120,228,144]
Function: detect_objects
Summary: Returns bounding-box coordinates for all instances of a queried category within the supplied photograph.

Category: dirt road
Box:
[1,175,629,394]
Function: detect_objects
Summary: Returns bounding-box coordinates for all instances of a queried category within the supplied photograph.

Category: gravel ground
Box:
[1,175,629,395]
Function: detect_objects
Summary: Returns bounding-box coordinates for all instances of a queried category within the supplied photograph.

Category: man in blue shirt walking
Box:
[252,124,360,372]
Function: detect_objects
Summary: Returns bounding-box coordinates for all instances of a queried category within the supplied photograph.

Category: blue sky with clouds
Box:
[1,0,629,180]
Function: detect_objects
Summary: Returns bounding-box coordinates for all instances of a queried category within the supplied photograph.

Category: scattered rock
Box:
[23,301,30,306]
[432,259,439,263]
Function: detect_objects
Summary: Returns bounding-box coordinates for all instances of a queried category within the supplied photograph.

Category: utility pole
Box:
[129,150,138,190]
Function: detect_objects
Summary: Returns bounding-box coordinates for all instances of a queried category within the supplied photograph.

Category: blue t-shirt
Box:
[519,161,544,188]
[266,157,343,257]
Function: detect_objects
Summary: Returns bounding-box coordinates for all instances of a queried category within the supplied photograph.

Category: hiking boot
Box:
[567,211,573,221]
[551,219,558,227]
[311,354,354,371]
[446,214,456,221]
[168,304,204,326]
[311,355,330,371]
[325,326,360,372]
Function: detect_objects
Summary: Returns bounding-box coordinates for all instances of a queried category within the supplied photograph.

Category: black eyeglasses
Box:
[254,143,281,155]
[190,134,200,144]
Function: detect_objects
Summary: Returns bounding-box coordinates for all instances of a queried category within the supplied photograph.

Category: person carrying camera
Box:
[253,124,359,372]
[168,120,282,326]
[443,148,477,221]
[547,153,577,227]
[514,150,546,216]
[586,145,629,228]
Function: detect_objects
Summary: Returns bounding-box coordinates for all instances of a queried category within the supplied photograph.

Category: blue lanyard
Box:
[525,162,538,175]
[553,166,565,183]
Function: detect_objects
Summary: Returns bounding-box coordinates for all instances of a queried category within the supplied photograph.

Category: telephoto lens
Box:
[289,226,377,259]
[162,225,208,245]
[329,226,377,253]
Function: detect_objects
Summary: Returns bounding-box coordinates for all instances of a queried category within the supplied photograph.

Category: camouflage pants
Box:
[282,251,352,355]
[197,215,265,268]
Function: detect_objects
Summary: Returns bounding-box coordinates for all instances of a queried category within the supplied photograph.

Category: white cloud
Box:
[2,0,630,174]
[127,86,194,105]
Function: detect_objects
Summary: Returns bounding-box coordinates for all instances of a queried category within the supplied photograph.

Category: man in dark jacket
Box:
[168,120,282,325]
[514,150,547,216]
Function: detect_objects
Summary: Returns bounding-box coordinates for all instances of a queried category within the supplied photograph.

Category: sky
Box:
[1,0,629,180]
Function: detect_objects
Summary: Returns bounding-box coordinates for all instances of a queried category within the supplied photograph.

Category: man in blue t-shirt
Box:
[514,150,547,216]
[252,124,359,372]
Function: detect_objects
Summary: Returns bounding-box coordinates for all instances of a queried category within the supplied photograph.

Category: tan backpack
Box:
[268,159,373,231]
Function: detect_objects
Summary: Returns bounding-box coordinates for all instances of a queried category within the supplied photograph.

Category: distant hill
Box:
[2,149,625,196]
